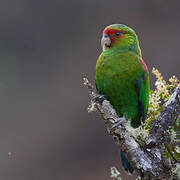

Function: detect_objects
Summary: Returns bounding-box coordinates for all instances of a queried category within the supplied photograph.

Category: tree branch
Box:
[83,78,180,180]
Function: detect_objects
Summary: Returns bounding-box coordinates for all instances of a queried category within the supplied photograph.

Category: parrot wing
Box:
[136,59,150,122]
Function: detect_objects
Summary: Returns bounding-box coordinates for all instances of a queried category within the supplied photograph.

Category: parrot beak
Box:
[101,34,111,51]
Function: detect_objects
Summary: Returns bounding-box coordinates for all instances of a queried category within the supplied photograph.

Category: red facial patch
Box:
[103,28,124,35]
[103,28,124,43]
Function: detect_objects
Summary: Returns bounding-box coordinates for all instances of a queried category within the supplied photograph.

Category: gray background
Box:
[0,0,179,179]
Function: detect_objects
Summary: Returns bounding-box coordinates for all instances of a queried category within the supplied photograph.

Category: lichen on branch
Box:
[83,69,180,179]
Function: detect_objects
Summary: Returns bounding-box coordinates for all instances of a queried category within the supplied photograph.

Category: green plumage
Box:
[95,24,149,128]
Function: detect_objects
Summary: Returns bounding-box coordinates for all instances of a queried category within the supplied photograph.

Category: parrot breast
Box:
[95,50,145,128]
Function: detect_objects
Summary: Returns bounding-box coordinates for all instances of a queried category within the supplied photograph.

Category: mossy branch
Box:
[83,77,180,180]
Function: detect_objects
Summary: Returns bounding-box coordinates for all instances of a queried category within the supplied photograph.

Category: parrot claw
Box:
[111,117,126,129]
[94,94,107,104]
[107,117,126,134]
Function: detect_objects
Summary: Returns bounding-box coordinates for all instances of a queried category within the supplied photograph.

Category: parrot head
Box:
[101,24,141,56]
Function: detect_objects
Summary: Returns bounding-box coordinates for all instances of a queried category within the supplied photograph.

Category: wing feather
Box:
[136,59,150,122]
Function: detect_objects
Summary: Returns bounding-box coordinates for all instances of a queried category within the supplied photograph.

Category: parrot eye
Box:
[114,32,121,37]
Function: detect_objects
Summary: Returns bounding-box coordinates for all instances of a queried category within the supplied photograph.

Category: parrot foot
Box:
[94,94,107,104]
[112,117,126,129]
[107,117,126,134]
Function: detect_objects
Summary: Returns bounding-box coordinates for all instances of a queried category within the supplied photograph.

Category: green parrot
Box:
[95,24,150,173]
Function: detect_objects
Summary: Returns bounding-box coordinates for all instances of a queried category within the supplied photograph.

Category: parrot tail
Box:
[120,149,134,174]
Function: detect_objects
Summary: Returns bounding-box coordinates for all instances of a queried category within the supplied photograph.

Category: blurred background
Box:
[0,0,179,179]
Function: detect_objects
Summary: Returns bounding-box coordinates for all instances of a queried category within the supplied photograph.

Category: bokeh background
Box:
[0,0,179,179]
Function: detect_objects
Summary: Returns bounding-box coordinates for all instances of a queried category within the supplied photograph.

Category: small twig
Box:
[83,77,97,97]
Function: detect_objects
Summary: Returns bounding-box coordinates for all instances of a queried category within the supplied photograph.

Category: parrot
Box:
[95,24,150,174]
